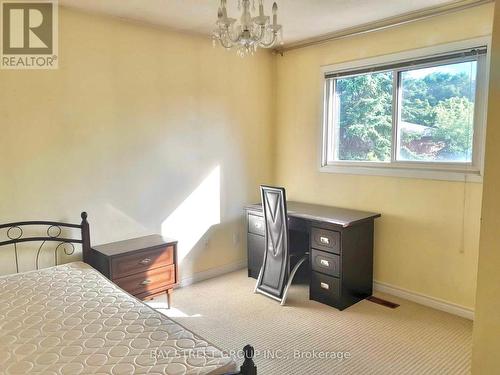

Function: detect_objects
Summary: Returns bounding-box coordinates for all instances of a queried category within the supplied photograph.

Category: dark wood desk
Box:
[245,202,381,310]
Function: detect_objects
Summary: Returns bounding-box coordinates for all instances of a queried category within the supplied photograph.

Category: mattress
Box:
[0,262,237,375]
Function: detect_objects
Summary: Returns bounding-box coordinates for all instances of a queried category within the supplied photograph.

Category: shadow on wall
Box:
[0,166,223,276]
[161,165,221,264]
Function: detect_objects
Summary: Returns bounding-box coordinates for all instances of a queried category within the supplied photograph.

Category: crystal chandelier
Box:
[212,0,283,56]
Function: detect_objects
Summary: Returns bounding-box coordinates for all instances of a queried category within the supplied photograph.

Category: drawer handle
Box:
[320,259,330,267]
[141,279,152,286]
[139,258,152,265]
[320,236,330,245]
[320,282,330,290]
[255,222,263,229]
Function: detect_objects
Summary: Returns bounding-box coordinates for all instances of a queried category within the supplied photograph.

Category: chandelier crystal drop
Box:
[212,0,283,56]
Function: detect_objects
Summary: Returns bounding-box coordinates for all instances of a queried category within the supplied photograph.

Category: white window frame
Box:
[319,37,491,182]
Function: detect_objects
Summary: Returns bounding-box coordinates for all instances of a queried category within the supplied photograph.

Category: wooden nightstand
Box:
[89,235,178,307]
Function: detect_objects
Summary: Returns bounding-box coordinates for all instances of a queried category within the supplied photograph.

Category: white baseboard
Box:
[178,260,247,288]
[374,280,474,320]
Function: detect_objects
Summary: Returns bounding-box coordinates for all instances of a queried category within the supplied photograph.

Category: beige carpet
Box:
[147,270,472,374]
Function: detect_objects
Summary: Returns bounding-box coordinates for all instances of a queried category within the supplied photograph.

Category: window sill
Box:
[319,164,483,183]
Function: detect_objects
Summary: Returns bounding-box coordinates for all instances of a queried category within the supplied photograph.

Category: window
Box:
[321,40,489,181]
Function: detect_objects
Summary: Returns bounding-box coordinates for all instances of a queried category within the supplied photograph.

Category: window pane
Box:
[398,61,477,163]
[334,72,393,162]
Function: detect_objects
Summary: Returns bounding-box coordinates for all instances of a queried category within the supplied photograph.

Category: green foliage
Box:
[337,72,393,161]
[402,71,475,127]
[433,97,474,158]
[336,67,475,162]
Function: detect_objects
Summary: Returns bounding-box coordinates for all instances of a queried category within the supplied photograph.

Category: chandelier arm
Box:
[229,27,243,44]
[218,36,235,49]
[258,32,278,48]
[219,24,241,45]
[251,24,266,43]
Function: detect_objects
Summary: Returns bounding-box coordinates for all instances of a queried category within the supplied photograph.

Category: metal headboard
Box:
[0,212,91,273]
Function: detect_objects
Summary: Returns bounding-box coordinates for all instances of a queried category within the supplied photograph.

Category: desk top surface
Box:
[93,234,177,257]
[245,201,381,228]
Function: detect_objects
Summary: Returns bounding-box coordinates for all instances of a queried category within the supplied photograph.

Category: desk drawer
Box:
[111,245,174,279]
[311,249,340,277]
[248,233,265,277]
[311,228,340,254]
[310,272,341,306]
[114,264,175,296]
[248,214,265,236]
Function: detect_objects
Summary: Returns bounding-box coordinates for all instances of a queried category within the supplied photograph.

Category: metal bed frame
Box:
[0,212,257,375]
[0,212,91,272]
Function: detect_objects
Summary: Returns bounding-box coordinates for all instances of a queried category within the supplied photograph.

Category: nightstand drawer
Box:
[311,228,340,254]
[311,249,340,277]
[114,264,175,296]
[111,245,174,279]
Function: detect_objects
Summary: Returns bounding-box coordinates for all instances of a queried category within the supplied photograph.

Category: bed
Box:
[0,213,256,375]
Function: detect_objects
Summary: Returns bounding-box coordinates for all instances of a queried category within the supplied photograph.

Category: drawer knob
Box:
[141,279,152,286]
[139,258,152,265]
[320,259,330,267]
[320,282,330,290]
[320,236,330,245]
[255,222,263,229]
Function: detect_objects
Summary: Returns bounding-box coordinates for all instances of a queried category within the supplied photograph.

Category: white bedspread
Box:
[0,262,236,375]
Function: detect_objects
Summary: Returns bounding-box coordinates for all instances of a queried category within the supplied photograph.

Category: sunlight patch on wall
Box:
[161,166,221,263]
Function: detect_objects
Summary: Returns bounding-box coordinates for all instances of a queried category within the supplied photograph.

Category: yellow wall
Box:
[472,3,500,373]
[0,8,274,278]
[0,4,495,312]
[274,4,494,309]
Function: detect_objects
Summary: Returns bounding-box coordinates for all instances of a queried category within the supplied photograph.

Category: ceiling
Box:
[60,0,474,46]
